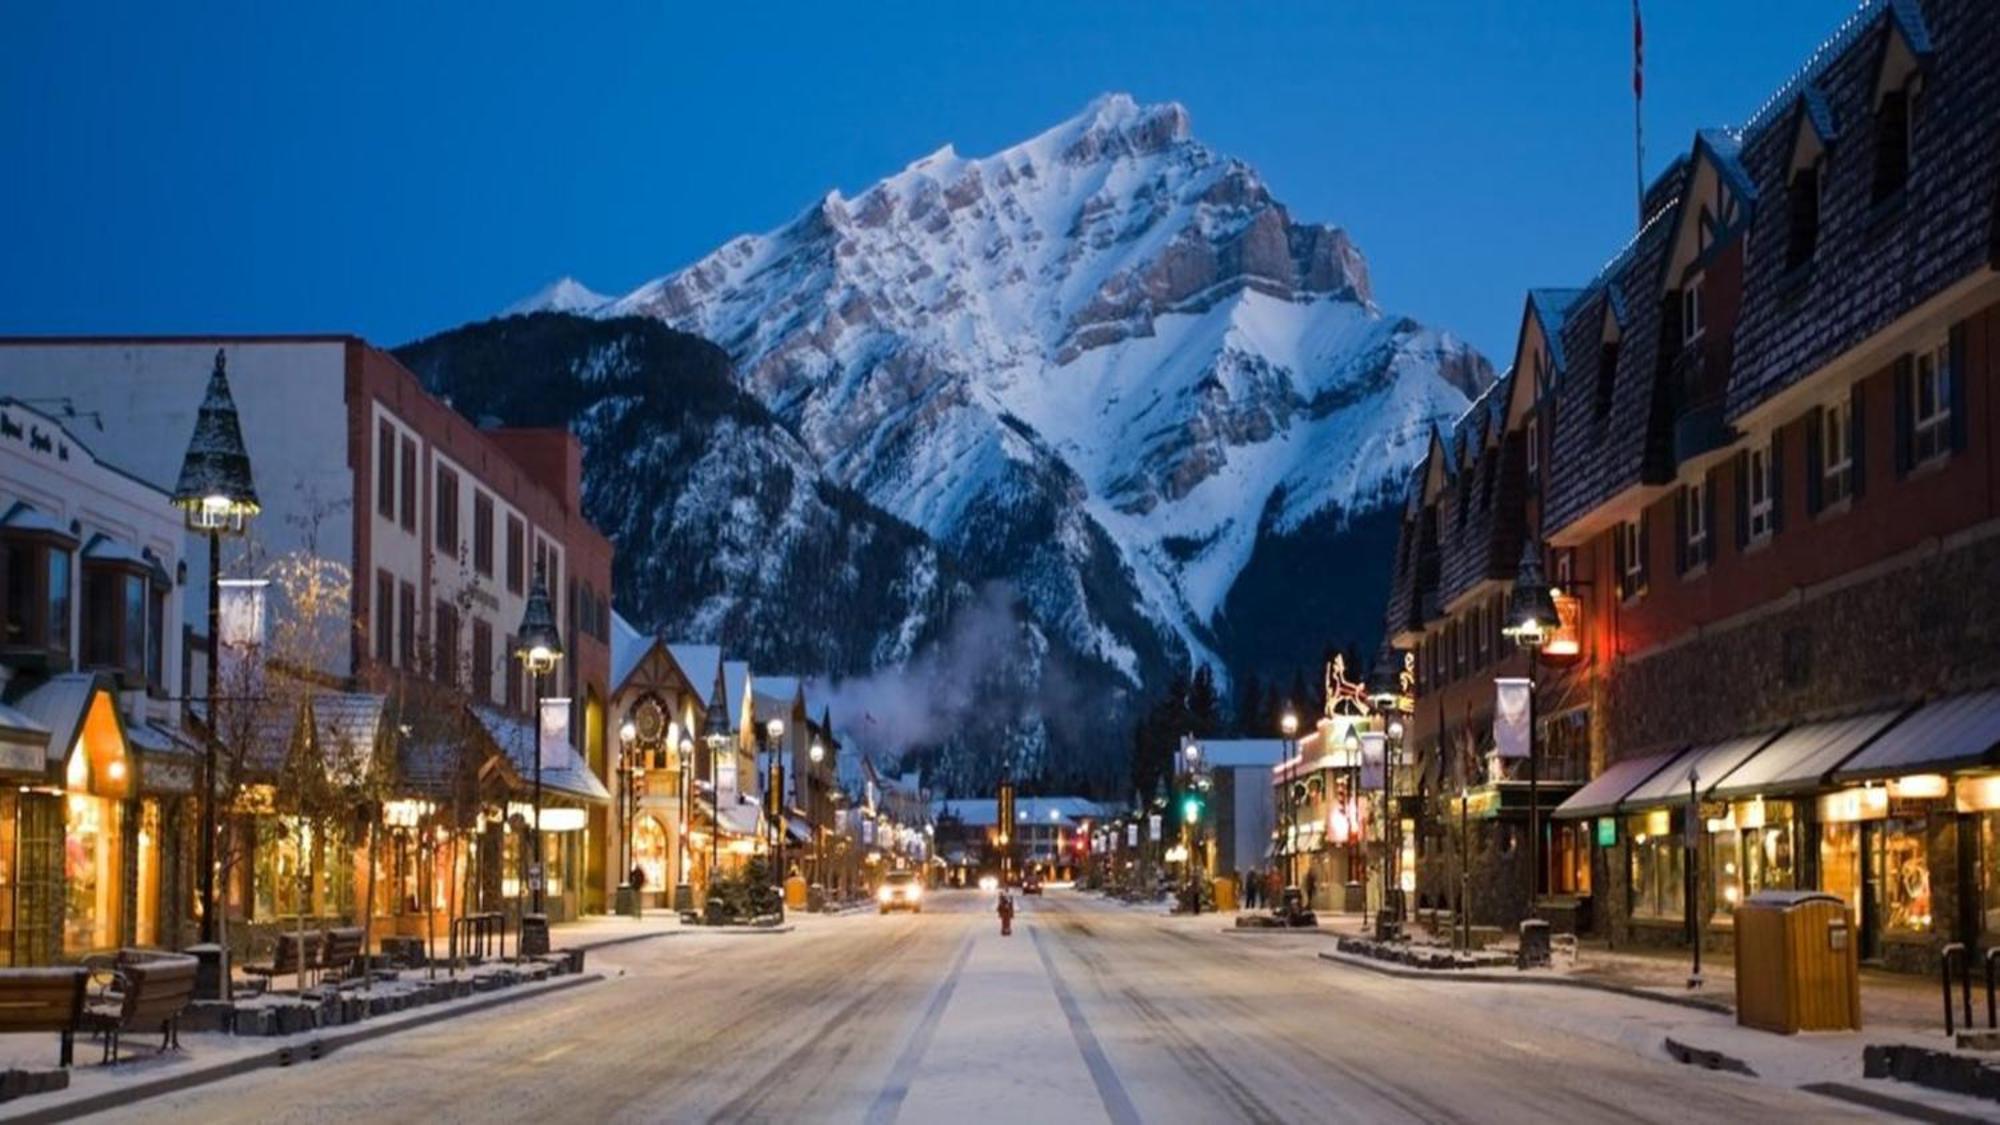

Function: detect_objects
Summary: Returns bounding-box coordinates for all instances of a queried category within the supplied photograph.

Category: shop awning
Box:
[1552,749,1685,819]
[1621,729,1783,810]
[1707,706,1912,799]
[1834,689,2000,782]
[126,720,201,794]
[0,700,52,774]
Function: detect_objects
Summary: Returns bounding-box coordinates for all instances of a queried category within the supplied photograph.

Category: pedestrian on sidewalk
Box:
[998,888,1015,936]
[1241,868,1256,911]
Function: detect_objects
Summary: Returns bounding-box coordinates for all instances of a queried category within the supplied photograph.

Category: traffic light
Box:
[1181,793,1202,824]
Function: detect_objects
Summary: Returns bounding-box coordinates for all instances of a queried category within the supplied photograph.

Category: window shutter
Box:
[1894,355,1913,475]
[1734,450,1751,548]
[1636,515,1650,593]
[1949,321,1969,453]
[1673,488,1688,575]
[1850,381,1868,500]
[1804,407,1824,516]
[1702,473,1719,565]
[1612,525,1627,598]
[1769,428,1785,534]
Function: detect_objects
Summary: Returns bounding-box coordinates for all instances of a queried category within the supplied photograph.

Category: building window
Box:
[376,420,396,519]
[82,565,147,679]
[434,601,459,686]
[504,633,522,712]
[1679,274,1705,347]
[473,492,494,577]
[1524,416,1540,487]
[399,438,418,533]
[435,467,460,554]
[1617,517,1647,601]
[472,618,493,701]
[506,516,525,595]
[145,575,166,691]
[1821,397,1853,507]
[1679,480,1708,573]
[1910,340,1952,466]
[1746,441,1775,542]
[1595,339,1620,420]
[398,581,417,670]
[375,569,395,666]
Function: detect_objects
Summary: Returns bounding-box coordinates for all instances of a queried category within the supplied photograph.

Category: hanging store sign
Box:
[1126,823,1139,847]
[1542,593,1583,661]
[1493,678,1532,759]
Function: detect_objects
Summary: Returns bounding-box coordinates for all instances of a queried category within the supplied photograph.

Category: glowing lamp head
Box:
[619,720,638,745]
[1280,712,1299,737]
[766,717,785,742]
[809,740,825,764]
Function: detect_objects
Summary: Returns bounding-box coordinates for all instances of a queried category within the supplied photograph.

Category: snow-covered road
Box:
[85,891,1878,1123]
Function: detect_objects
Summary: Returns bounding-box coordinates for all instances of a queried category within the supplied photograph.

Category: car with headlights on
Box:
[878,871,923,914]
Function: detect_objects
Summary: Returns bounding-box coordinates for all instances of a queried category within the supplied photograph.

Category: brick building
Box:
[1379,0,2000,972]
[0,337,616,934]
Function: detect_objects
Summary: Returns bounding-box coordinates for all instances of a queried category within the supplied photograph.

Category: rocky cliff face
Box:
[495,93,1491,783]
[394,314,962,676]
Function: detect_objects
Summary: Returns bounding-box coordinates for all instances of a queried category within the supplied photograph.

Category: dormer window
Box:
[1872,27,1925,204]
[1680,275,1705,347]
[1786,156,1824,271]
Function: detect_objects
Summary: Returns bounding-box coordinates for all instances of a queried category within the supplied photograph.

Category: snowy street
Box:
[86,891,1875,1124]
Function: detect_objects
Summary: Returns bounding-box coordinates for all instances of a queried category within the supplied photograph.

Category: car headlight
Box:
[908,885,922,900]
[877,886,893,902]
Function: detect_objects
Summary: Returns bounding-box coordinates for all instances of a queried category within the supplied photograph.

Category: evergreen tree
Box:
[1187,664,1222,739]
[1288,667,1311,725]
[1232,670,1264,736]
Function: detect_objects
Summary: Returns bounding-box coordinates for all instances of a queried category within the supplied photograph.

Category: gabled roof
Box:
[473,705,611,803]
[9,673,111,767]
[1527,288,1586,376]
[667,643,722,709]
[610,611,652,693]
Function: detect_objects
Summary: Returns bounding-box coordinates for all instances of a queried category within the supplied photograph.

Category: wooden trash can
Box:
[785,874,809,910]
[1734,890,1861,1034]
[1212,877,1238,913]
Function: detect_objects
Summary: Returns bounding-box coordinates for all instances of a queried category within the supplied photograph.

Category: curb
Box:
[1314,949,1733,1015]
[565,928,687,953]
[1218,927,1330,937]
[1663,1034,1757,1076]
[3,973,603,1124]
[1800,1081,1996,1125]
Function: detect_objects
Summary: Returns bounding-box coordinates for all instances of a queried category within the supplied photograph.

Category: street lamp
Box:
[700,661,732,914]
[618,718,639,915]
[1367,647,1412,927]
[764,716,787,922]
[513,567,563,919]
[172,349,260,950]
[676,732,694,911]
[809,739,825,888]
[1280,710,1299,905]
[1502,541,1561,926]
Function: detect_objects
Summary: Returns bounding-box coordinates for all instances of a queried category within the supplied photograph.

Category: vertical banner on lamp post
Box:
[1494,678,1532,759]
[539,697,572,770]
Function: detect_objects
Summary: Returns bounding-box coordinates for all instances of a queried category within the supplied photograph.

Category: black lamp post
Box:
[809,738,825,889]
[701,661,732,910]
[1367,646,1414,925]
[764,716,787,923]
[676,732,694,912]
[1501,541,1560,925]
[513,567,563,917]
[172,349,260,949]
[618,718,639,914]
[1278,710,1299,904]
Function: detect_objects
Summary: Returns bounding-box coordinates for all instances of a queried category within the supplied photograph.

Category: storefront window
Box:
[1627,813,1683,918]
[135,800,160,946]
[1981,813,2000,937]
[1821,822,1861,922]
[635,816,668,891]
[1876,817,1931,934]
[0,793,15,962]
[63,793,123,954]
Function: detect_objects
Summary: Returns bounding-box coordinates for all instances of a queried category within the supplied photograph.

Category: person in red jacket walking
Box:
[997,889,1016,936]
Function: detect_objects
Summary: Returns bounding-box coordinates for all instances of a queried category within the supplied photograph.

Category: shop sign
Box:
[0,741,42,774]
[1147,813,1161,839]
[1595,818,1616,847]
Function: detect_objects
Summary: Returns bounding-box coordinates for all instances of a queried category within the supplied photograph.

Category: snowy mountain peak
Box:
[510,97,1491,699]
[506,276,608,316]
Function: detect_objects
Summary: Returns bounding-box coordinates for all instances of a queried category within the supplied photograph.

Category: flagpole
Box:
[1633,0,1646,224]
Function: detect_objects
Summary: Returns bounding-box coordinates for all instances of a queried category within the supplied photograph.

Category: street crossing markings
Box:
[1030,923,1143,1125]
[865,925,977,1125]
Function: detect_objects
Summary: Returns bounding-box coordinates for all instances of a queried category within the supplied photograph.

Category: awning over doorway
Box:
[1622,730,1782,810]
[1834,689,2000,781]
[1552,749,1684,820]
[1707,706,1912,799]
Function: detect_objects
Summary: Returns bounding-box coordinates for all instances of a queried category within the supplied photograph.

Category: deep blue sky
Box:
[2,0,1855,363]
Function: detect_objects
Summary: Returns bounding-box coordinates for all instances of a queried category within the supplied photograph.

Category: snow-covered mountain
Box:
[506,93,1489,726]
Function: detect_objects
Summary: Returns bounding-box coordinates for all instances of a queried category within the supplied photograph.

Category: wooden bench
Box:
[0,968,88,1067]
[317,928,365,984]
[83,956,196,1064]
[241,931,320,994]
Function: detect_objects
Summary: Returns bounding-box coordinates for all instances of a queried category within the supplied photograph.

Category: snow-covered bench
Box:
[0,967,89,1067]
